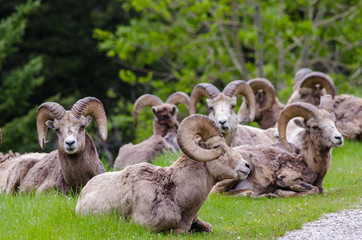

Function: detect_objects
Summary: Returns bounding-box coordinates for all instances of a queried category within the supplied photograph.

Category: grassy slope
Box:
[0,140,360,239]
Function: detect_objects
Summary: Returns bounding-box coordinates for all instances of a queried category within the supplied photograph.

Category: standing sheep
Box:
[113,92,190,169]
[0,97,107,194]
[214,95,344,197]
[76,114,250,233]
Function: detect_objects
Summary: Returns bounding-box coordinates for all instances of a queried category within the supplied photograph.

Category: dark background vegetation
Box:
[1,0,360,165]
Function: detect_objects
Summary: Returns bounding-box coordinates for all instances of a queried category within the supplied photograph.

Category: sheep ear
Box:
[151,107,157,117]
[293,119,306,129]
[85,116,93,127]
[171,106,178,116]
[45,120,55,130]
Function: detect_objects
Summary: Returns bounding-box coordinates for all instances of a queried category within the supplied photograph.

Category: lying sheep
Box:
[113,92,190,169]
[76,114,250,234]
[190,81,256,146]
[287,68,336,105]
[288,69,362,140]
[214,95,344,197]
[239,78,284,129]
[0,97,107,194]
[334,94,362,140]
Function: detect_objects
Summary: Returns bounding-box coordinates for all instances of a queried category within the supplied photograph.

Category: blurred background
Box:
[0,0,360,165]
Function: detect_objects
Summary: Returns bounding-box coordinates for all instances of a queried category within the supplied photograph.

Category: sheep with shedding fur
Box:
[76,114,250,234]
[0,97,107,194]
[190,81,256,147]
[114,92,190,169]
[213,95,344,197]
[288,69,362,140]
[334,94,362,140]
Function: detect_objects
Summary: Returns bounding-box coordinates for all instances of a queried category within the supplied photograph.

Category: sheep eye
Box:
[55,128,61,134]
[209,107,214,112]
[301,94,308,99]
[212,143,221,149]
[79,125,85,132]
[231,104,236,110]
[312,125,320,130]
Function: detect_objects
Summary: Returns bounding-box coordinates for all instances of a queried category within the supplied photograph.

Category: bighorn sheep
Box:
[239,78,284,129]
[288,69,362,140]
[214,95,344,197]
[114,92,190,169]
[190,81,256,147]
[76,114,251,233]
[0,97,107,194]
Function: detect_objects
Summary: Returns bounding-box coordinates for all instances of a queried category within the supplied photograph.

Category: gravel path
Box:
[278,209,362,240]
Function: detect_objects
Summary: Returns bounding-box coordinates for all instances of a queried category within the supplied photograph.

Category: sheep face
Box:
[294,110,344,148]
[288,86,326,106]
[201,136,250,181]
[46,112,92,155]
[206,93,237,134]
[151,104,179,128]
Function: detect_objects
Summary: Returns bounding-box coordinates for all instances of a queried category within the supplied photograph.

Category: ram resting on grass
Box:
[239,78,284,129]
[0,97,107,194]
[76,114,251,234]
[190,80,256,147]
[214,95,344,197]
[288,68,362,140]
[114,92,190,169]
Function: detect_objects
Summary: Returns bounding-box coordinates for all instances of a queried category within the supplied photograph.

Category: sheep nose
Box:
[334,135,342,141]
[219,120,227,126]
[245,163,250,169]
[66,139,75,147]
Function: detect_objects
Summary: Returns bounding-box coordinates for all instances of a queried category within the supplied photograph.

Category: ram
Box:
[214,95,344,197]
[239,78,284,129]
[114,92,190,169]
[76,114,250,233]
[0,97,107,194]
[190,80,256,147]
[288,69,362,140]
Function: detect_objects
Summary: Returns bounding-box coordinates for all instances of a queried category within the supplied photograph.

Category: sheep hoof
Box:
[189,221,212,233]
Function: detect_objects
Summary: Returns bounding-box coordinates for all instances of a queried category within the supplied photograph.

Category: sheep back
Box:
[76,163,181,231]
[334,94,362,140]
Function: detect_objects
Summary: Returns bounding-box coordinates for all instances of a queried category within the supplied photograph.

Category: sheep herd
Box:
[0,68,361,234]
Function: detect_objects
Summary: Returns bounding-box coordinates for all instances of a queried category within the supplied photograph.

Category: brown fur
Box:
[0,134,105,194]
[76,132,250,233]
[214,105,343,197]
[114,132,178,169]
[334,94,362,140]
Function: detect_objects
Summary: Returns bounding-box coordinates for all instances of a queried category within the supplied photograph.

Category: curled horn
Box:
[166,92,191,113]
[190,83,220,114]
[177,114,224,162]
[300,72,336,98]
[248,78,275,112]
[278,102,320,150]
[223,80,256,124]
[133,94,163,127]
[37,102,66,150]
[71,97,108,142]
[319,95,334,112]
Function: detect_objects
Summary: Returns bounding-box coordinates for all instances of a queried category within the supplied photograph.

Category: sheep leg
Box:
[275,181,319,197]
[189,215,212,233]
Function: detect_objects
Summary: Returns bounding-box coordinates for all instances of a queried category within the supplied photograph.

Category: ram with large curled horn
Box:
[288,68,362,140]
[287,68,336,106]
[113,92,190,169]
[0,97,107,194]
[76,114,250,233]
[190,81,256,147]
[214,95,344,197]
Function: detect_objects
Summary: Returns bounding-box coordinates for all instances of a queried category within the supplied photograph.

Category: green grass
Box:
[0,140,361,239]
